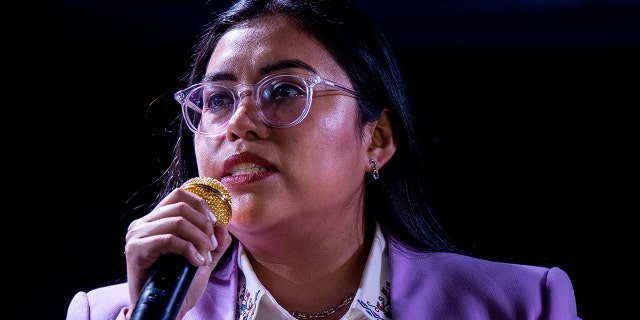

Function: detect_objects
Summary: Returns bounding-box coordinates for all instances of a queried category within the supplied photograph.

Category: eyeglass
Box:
[174,73,363,136]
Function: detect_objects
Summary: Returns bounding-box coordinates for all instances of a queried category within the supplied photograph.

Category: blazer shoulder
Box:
[387,240,581,319]
[388,239,551,279]
[67,283,130,320]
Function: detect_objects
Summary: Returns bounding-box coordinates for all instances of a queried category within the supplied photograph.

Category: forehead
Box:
[206,14,346,81]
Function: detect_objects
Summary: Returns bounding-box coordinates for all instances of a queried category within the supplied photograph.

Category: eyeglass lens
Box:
[183,74,311,135]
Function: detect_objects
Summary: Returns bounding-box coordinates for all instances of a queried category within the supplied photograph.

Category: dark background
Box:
[52,0,639,319]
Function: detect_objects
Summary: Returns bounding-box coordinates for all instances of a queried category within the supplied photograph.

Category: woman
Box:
[67,0,581,319]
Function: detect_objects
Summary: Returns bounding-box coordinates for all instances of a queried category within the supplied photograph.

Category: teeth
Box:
[230,163,267,176]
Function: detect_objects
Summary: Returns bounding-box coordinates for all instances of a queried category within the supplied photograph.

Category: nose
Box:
[224,85,268,140]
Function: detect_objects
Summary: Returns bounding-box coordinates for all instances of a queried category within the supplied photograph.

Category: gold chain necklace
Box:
[289,292,357,319]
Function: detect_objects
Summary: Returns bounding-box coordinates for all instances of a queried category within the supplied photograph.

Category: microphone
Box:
[130,177,232,320]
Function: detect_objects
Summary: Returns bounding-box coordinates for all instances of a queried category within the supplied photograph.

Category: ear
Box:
[366,108,397,170]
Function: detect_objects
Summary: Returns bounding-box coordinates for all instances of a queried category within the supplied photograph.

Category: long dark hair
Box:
[159,0,457,253]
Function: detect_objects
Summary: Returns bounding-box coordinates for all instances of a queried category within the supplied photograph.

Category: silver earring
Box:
[370,159,379,180]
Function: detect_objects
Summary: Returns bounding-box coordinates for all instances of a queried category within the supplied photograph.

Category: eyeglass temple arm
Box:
[175,91,203,113]
[318,78,366,101]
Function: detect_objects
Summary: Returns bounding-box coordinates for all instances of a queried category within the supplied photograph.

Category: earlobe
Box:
[367,108,397,169]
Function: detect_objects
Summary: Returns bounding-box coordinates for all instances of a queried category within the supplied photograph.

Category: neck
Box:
[243,221,374,317]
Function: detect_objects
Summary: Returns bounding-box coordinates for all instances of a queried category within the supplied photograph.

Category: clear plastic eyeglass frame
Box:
[174,73,363,136]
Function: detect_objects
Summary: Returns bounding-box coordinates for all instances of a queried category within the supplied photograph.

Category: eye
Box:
[262,80,306,102]
[204,89,234,112]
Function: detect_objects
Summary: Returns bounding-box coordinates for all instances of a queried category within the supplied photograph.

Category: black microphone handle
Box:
[130,254,198,320]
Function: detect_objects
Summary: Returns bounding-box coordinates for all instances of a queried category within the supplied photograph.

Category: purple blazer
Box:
[67,238,580,320]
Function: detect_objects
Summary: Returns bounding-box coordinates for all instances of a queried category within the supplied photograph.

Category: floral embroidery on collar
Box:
[236,283,260,320]
[357,281,392,319]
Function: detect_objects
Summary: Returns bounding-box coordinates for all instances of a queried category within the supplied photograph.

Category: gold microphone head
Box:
[181,177,232,226]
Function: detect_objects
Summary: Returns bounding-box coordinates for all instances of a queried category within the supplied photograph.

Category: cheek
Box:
[319,109,349,133]
[194,137,223,175]
[315,100,362,147]
[306,102,366,166]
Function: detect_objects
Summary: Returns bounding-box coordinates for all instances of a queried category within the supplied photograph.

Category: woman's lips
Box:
[221,152,276,185]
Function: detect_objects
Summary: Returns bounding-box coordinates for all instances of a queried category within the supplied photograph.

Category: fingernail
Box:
[196,252,205,264]
[208,211,218,224]
[211,235,218,248]
[207,251,213,264]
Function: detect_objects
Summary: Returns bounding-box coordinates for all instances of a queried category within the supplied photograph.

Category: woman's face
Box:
[196,14,374,236]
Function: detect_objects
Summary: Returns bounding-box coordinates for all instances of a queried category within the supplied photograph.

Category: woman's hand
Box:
[124,187,233,319]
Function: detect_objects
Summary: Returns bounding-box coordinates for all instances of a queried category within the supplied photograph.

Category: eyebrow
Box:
[202,59,318,82]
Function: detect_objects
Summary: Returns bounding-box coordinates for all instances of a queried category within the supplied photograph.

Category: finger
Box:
[130,188,217,227]
[209,225,233,265]
[126,227,211,268]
